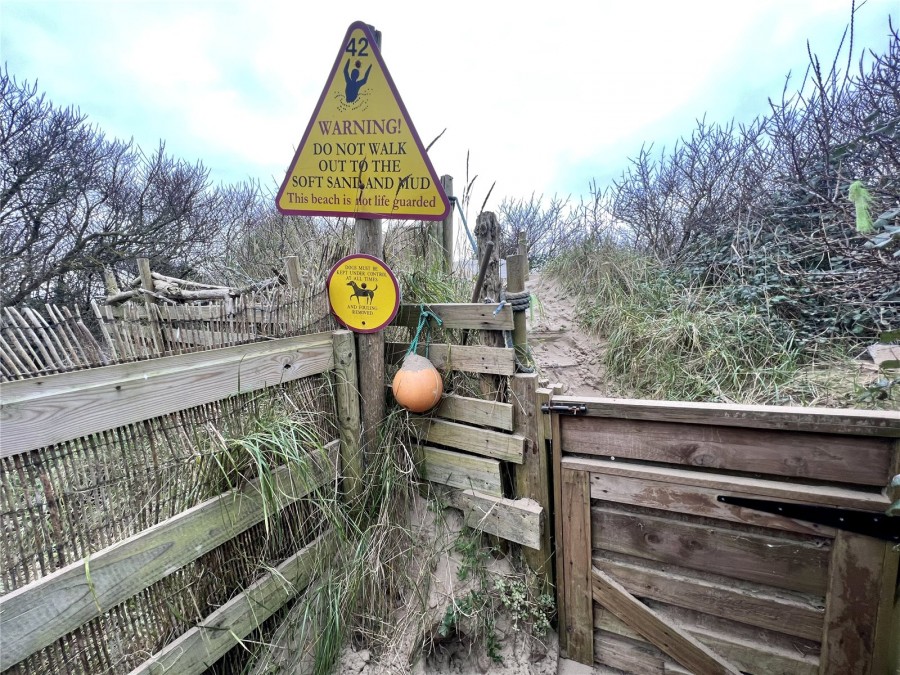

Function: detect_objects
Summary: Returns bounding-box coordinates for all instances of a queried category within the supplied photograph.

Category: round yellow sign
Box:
[326,254,400,333]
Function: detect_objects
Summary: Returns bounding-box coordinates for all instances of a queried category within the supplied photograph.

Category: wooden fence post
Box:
[284,255,302,289]
[354,218,384,459]
[507,253,528,364]
[517,231,529,280]
[332,330,363,503]
[136,257,165,355]
[512,373,552,584]
[475,212,503,400]
[441,175,454,273]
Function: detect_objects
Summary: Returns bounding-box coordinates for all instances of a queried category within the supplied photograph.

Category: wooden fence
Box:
[0,329,357,673]
[550,396,900,675]
[0,288,553,673]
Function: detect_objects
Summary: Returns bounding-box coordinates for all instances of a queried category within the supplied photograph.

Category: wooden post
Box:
[284,255,302,289]
[507,253,527,364]
[441,175,454,273]
[475,212,503,400]
[560,466,593,664]
[517,231,529,280]
[512,373,552,585]
[136,257,165,355]
[332,330,362,503]
[354,218,384,459]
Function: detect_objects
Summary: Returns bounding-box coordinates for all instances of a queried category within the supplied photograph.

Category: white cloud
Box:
[2,0,896,203]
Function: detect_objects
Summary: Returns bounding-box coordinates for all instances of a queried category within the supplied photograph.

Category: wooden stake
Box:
[441,175,454,273]
[354,217,384,459]
[333,330,362,503]
[512,373,552,584]
[475,212,503,399]
[507,253,527,363]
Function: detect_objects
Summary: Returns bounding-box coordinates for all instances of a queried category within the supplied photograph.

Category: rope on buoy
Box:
[406,305,443,359]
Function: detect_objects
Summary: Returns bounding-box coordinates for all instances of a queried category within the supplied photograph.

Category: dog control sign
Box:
[327,254,400,333]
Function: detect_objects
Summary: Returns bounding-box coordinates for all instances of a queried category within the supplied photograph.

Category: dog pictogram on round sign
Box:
[326,254,400,333]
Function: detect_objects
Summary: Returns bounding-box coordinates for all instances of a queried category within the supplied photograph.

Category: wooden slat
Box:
[104,304,283,322]
[594,630,693,675]
[561,468,593,665]
[512,373,552,576]
[551,411,567,654]
[393,303,513,330]
[592,567,743,675]
[433,394,514,431]
[0,442,338,670]
[130,533,331,675]
[594,603,819,675]
[439,487,543,549]
[409,417,524,463]
[333,331,362,501]
[591,506,831,595]
[560,416,895,485]
[553,395,900,437]
[564,456,890,513]
[819,531,900,675]
[593,552,825,641]
[421,445,503,496]
[1,333,335,455]
[385,342,515,375]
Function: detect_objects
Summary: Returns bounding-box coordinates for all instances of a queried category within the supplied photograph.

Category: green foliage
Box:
[848,181,875,234]
[546,240,896,407]
[434,528,554,665]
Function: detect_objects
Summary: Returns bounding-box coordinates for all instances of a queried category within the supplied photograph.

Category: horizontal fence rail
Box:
[1,333,335,456]
[0,441,339,670]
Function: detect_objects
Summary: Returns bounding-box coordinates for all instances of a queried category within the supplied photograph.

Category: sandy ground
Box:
[332,272,609,675]
[526,273,612,397]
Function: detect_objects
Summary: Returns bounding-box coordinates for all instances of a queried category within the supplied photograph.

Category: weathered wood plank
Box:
[105,304,285,322]
[595,472,837,536]
[129,533,331,675]
[393,303,514,330]
[438,487,543,549]
[594,630,693,675]
[0,442,338,670]
[332,331,362,501]
[553,395,900,437]
[551,411,567,654]
[563,456,890,514]
[385,342,516,375]
[409,417,524,463]
[1,333,335,455]
[819,531,899,675]
[433,394,514,431]
[512,373,552,577]
[560,416,894,485]
[593,551,825,641]
[594,603,819,675]
[592,567,743,675]
[591,506,831,595]
[561,468,593,665]
[421,445,503,496]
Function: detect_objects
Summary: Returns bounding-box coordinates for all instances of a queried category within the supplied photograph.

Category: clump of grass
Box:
[546,240,891,406]
[244,406,421,675]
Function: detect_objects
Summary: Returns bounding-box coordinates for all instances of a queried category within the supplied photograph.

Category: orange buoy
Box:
[392,353,443,413]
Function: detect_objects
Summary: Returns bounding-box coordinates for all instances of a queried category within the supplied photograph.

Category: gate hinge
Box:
[717,495,899,543]
[540,404,587,416]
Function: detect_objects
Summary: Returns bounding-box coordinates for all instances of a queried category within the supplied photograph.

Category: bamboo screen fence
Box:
[1,289,340,674]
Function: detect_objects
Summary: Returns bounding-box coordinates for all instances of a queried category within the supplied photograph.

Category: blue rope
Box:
[406,305,443,359]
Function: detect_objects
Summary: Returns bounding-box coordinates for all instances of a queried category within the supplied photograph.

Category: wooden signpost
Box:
[277,21,449,459]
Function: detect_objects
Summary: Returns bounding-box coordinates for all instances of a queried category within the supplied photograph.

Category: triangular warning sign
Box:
[276,21,449,220]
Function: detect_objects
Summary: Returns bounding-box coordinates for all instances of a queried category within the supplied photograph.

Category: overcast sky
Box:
[2,0,897,211]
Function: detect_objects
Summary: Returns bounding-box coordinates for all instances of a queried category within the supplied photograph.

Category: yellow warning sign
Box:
[277,22,449,220]
[327,254,400,333]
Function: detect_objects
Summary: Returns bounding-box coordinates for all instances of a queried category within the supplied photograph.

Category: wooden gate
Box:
[550,396,900,675]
